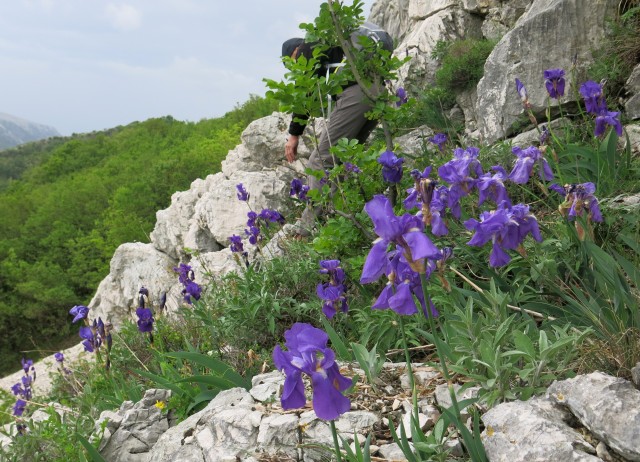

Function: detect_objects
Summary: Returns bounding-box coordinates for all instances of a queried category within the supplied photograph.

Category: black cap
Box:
[282,38,304,58]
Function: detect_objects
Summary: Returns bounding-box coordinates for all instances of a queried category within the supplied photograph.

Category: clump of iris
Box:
[290,178,310,202]
[11,358,36,418]
[136,286,155,342]
[174,263,202,304]
[316,259,348,319]
[464,201,543,267]
[273,323,352,421]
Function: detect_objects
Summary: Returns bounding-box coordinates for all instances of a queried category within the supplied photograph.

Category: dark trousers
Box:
[307,84,378,191]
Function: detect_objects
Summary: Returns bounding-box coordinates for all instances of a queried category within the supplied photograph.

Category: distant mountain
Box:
[0,112,60,150]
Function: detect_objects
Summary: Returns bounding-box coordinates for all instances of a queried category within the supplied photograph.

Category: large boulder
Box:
[476,0,619,143]
[89,243,180,327]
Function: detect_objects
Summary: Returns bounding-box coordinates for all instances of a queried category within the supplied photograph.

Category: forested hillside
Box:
[0,95,279,375]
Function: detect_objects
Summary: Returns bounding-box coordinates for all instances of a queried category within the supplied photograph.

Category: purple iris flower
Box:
[372,254,439,317]
[136,307,154,333]
[174,263,202,304]
[344,162,361,174]
[515,78,530,108]
[236,183,250,201]
[69,305,89,323]
[229,234,244,253]
[539,126,550,145]
[361,195,441,283]
[13,399,27,417]
[594,110,623,137]
[464,201,542,267]
[54,352,64,363]
[438,147,483,217]
[395,87,408,107]
[317,260,347,319]
[79,326,95,352]
[259,208,285,224]
[403,167,434,211]
[544,68,565,99]
[247,211,258,228]
[273,323,352,421]
[477,166,511,206]
[377,150,405,183]
[173,263,194,286]
[183,281,202,303]
[21,358,33,374]
[245,225,261,245]
[11,383,23,396]
[430,133,448,152]
[550,182,603,222]
[579,81,606,114]
[290,178,310,202]
[429,185,450,236]
[508,145,554,184]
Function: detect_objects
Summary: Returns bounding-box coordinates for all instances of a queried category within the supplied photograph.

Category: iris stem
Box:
[398,314,420,426]
[418,273,463,423]
[329,420,343,462]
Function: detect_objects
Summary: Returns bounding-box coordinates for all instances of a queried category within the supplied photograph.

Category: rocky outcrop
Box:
[626,64,640,120]
[93,370,640,462]
[475,0,618,143]
[88,113,320,328]
[483,372,640,462]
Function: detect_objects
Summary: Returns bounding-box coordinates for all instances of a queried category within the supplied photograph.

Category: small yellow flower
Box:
[486,425,494,437]
[154,400,166,410]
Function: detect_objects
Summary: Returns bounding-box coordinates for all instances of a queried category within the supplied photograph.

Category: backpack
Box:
[349,22,394,53]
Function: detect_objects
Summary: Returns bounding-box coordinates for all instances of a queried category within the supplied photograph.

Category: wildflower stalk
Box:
[397,314,421,427]
[329,420,344,462]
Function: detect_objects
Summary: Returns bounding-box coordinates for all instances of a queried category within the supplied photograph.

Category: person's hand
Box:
[285,135,299,163]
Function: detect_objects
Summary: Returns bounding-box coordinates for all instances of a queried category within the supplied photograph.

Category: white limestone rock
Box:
[481,397,599,462]
[476,0,618,143]
[547,372,640,461]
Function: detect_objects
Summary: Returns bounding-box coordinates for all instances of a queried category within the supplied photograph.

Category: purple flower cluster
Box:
[174,263,202,304]
[136,286,155,334]
[464,201,542,267]
[229,234,245,254]
[290,178,310,202]
[437,146,484,218]
[11,358,36,417]
[344,162,362,174]
[509,145,554,184]
[69,304,112,357]
[550,182,603,223]
[316,260,348,319]
[377,150,405,183]
[430,133,447,152]
[273,323,352,420]
[580,81,623,137]
[244,208,285,245]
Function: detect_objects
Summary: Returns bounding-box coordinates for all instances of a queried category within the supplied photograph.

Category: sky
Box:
[0,0,374,136]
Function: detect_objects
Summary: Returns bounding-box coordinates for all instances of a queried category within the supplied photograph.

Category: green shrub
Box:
[433,38,497,93]
[588,3,640,105]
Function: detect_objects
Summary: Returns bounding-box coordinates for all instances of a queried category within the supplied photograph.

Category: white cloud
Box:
[105,3,142,31]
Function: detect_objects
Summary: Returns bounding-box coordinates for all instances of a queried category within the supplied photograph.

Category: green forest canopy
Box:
[0,95,279,375]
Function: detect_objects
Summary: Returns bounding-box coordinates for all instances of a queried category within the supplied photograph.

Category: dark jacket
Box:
[288,42,353,136]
